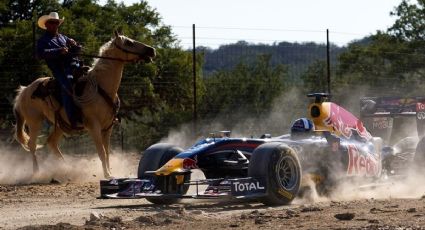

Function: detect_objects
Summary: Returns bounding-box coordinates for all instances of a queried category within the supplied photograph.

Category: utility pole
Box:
[192,24,197,133]
[326,29,331,95]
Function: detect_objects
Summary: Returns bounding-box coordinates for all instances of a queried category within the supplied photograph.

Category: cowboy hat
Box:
[37,12,64,30]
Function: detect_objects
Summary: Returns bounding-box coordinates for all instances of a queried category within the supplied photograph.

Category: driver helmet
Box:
[291,118,314,137]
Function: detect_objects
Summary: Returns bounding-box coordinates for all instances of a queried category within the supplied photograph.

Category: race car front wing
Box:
[99,177,267,200]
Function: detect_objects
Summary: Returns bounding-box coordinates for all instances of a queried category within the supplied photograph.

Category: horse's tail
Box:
[13,86,30,151]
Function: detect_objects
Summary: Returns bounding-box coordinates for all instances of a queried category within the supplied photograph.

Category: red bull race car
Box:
[99,93,425,205]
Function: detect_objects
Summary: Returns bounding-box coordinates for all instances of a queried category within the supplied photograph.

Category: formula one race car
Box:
[99,93,424,205]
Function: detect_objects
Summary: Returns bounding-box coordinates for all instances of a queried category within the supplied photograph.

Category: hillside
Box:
[199,41,346,80]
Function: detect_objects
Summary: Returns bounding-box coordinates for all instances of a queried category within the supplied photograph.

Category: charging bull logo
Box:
[347,145,380,177]
[182,157,198,169]
[324,103,372,141]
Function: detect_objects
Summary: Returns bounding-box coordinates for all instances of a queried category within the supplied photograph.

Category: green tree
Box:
[388,0,425,41]
[336,0,425,95]
[200,54,288,127]
[301,60,327,93]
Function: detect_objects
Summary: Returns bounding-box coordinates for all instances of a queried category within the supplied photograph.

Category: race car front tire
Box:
[138,143,188,205]
[248,143,302,206]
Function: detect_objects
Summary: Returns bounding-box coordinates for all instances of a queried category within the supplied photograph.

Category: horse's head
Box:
[112,30,156,63]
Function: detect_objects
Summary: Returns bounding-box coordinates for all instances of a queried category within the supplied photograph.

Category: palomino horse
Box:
[13,31,156,178]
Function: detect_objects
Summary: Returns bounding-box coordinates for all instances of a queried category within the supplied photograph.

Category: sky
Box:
[100,0,404,48]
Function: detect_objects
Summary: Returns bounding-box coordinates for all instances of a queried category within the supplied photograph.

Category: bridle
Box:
[113,39,144,56]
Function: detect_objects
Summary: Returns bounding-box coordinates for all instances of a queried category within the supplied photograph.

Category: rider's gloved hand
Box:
[60,47,69,55]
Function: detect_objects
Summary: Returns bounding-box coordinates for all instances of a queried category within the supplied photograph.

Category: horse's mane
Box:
[90,38,116,71]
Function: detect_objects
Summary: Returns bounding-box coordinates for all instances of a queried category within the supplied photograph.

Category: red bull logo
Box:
[347,145,379,177]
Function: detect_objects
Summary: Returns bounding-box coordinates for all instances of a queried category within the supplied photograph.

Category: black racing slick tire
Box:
[414,136,425,173]
[137,143,187,205]
[137,143,183,178]
[248,143,302,206]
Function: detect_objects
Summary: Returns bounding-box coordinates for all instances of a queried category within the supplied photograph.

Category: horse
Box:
[13,31,156,178]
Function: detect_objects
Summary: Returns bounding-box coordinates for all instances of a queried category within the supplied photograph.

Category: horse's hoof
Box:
[57,156,65,162]
[104,175,115,179]
[50,178,62,184]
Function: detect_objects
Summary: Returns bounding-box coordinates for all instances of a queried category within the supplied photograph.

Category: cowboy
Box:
[37,12,81,128]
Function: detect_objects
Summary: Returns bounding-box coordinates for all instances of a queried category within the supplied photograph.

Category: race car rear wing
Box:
[360,97,425,143]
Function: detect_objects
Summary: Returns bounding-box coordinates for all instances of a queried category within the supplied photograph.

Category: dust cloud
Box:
[160,87,307,147]
[330,173,425,201]
[294,170,425,206]
[0,145,139,184]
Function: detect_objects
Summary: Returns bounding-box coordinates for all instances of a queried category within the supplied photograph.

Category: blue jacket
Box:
[37,32,74,72]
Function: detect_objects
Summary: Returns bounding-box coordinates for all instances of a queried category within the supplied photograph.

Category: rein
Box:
[79,53,131,62]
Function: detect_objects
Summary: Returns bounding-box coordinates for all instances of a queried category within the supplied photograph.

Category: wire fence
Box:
[171,25,364,48]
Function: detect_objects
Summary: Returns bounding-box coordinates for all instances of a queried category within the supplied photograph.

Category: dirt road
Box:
[1,181,425,229]
[1,151,425,229]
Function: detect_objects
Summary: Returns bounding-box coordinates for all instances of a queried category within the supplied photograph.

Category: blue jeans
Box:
[51,67,77,127]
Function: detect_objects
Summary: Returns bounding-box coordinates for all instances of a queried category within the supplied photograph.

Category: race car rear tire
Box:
[248,143,301,206]
[414,136,425,173]
[138,143,188,205]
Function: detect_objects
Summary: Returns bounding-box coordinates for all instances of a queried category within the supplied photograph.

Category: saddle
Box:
[32,66,90,100]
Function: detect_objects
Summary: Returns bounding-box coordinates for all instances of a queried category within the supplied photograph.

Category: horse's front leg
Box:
[101,127,113,173]
[47,126,65,161]
[27,121,42,174]
[87,123,112,178]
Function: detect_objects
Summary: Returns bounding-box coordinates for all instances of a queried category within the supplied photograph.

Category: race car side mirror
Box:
[260,134,271,139]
